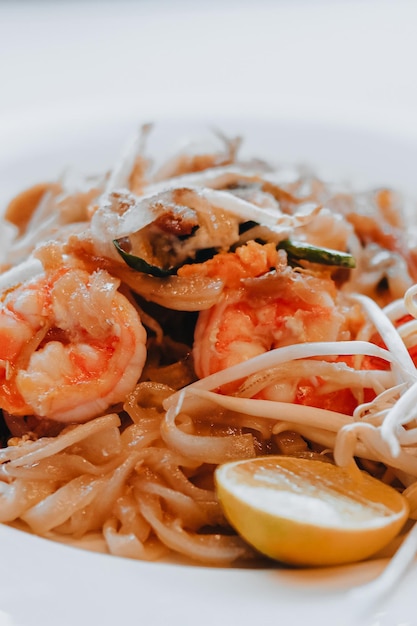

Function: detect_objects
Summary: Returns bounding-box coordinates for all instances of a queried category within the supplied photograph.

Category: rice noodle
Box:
[103,517,165,561]
[161,405,256,464]
[2,414,121,467]
[0,480,56,523]
[138,496,255,565]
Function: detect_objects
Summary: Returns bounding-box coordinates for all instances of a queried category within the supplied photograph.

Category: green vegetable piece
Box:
[113,240,178,277]
[277,239,356,268]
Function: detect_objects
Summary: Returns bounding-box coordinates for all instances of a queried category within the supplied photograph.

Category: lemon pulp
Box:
[215,456,409,566]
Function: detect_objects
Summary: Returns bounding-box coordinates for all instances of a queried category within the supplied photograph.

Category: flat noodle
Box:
[21,474,104,534]
[0,480,56,523]
[103,517,166,561]
[138,496,255,565]
[3,414,121,467]
[113,492,152,542]
[4,453,118,480]
[134,478,220,529]
[2,126,417,572]
[161,406,256,464]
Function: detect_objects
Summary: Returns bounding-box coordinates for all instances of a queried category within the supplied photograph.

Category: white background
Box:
[1,0,417,134]
[1,0,417,217]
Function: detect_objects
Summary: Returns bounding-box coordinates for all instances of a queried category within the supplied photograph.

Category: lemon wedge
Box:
[215,456,409,566]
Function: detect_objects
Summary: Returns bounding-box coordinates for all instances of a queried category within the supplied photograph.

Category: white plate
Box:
[1,106,417,626]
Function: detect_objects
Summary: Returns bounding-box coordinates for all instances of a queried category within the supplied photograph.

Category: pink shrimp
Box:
[0,259,147,426]
[191,243,351,380]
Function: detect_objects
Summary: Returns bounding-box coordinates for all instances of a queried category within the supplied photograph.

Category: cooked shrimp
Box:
[0,259,147,424]
[192,244,352,380]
